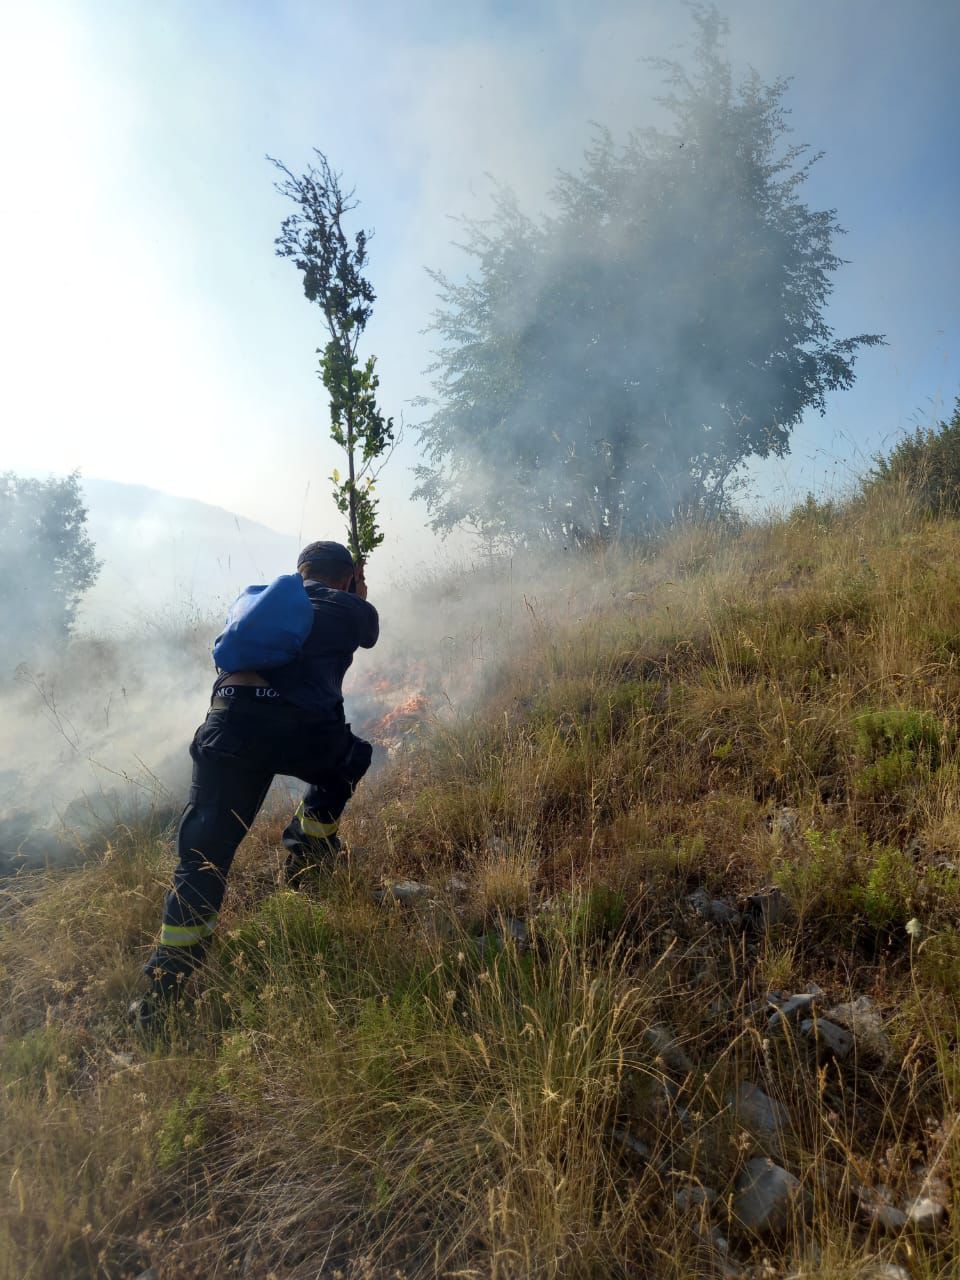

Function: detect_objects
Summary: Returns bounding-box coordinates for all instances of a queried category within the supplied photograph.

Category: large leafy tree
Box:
[415,9,883,544]
[0,471,100,662]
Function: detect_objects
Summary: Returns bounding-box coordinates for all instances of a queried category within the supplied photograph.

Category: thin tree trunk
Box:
[345,355,361,564]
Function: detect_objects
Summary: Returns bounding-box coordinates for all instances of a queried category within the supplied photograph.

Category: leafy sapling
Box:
[270,150,395,565]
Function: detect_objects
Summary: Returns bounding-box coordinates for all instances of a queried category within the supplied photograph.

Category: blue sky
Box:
[2,0,958,569]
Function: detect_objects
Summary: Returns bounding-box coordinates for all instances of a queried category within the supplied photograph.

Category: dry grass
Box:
[470,841,538,921]
[2,483,960,1277]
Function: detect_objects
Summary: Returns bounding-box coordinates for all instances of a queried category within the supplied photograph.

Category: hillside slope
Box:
[2,491,959,1279]
[79,477,299,628]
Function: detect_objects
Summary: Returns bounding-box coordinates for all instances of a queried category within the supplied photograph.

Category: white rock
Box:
[866,1266,911,1280]
[824,995,894,1063]
[374,879,434,906]
[905,1195,947,1229]
[800,1016,854,1059]
[732,1082,790,1136]
[767,991,820,1031]
[732,1157,810,1235]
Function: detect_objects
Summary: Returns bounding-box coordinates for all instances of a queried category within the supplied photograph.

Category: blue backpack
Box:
[212,574,315,672]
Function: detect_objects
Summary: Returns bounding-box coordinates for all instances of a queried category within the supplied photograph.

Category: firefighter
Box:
[132,540,378,1028]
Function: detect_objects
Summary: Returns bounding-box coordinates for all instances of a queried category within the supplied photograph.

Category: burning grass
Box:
[2,484,960,1276]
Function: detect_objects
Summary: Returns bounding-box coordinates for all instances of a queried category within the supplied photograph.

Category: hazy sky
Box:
[2,0,958,567]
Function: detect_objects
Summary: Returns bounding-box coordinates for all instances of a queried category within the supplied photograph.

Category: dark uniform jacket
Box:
[263,580,379,720]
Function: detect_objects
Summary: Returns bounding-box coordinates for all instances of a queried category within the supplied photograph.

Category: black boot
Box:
[284,832,342,888]
[129,954,193,1037]
[127,985,179,1038]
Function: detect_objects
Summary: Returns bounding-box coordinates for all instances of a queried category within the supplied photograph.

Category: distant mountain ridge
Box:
[79,478,299,629]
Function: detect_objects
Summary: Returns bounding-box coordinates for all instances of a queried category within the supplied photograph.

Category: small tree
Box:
[271,151,394,565]
[0,471,100,662]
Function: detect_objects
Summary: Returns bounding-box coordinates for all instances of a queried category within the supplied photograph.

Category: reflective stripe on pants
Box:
[294,800,340,839]
[159,915,218,948]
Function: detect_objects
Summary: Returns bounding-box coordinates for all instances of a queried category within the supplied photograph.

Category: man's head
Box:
[297,540,356,591]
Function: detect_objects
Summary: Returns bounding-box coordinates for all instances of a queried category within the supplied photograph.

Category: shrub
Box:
[868,398,960,513]
[852,845,917,930]
[774,828,852,920]
[852,709,948,814]
[854,708,945,762]
[788,492,842,531]
[156,1085,209,1171]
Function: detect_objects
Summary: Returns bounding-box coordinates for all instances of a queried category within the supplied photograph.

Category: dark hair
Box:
[301,558,353,583]
[297,539,354,571]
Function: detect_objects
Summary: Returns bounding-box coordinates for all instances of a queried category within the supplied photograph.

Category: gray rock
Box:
[865,1266,911,1280]
[824,995,894,1063]
[744,886,790,929]
[769,808,800,840]
[692,1223,734,1276]
[766,987,823,1032]
[800,1016,854,1059]
[732,1157,811,1235]
[905,1194,947,1229]
[476,931,504,963]
[710,1229,729,1255]
[687,886,712,915]
[710,899,742,926]
[687,888,742,927]
[649,1079,694,1132]
[445,874,470,895]
[374,879,435,906]
[675,1184,718,1211]
[610,1127,650,1161]
[857,1184,908,1232]
[644,1023,694,1073]
[135,1271,159,1280]
[497,916,530,952]
[731,1082,790,1136]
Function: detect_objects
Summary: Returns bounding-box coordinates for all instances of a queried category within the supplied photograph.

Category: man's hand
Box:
[353,561,368,600]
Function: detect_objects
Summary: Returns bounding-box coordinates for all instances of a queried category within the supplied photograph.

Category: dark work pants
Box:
[144,701,372,995]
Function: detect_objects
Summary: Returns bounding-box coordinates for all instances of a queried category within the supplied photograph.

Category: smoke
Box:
[0,540,619,871]
[77,478,299,629]
[412,11,887,544]
[0,624,209,869]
